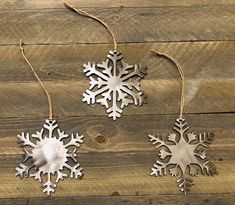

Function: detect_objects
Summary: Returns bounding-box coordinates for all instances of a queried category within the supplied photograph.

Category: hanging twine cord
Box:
[151,51,185,119]
[20,40,53,120]
[64,1,117,51]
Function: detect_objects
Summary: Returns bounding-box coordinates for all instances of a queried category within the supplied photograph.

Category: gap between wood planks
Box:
[0,192,234,199]
[1,3,235,10]
[1,6,234,43]
[0,39,235,47]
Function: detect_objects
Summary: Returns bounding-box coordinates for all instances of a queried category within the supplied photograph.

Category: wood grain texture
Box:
[1,42,235,81]
[1,195,235,205]
[0,114,234,199]
[1,0,235,9]
[0,42,234,117]
[0,0,234,204]
[0,6,235,45]
[0,80,234,117]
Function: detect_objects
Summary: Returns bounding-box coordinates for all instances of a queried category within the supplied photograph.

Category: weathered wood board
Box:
[1,0,235,9]
[0,0,234,204]
[0,6,235,44]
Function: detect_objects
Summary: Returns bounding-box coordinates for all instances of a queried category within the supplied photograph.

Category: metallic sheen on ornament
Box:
[83,50,147,120]
[16,119,84,196]
[148,118,217,194]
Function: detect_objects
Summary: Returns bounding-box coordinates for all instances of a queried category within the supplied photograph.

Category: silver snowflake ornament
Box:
[83,50,147,120]
[148,118,217,194]
[16,119,84,196]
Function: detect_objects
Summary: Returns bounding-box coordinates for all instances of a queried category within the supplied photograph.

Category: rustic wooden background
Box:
[0,0,235,204]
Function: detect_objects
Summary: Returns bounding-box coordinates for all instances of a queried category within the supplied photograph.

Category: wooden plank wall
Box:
[0,0,235,204]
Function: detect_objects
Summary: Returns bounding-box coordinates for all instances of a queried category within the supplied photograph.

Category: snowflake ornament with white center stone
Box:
[83,50,147,120]
[148,118,217,194]
[16,119,84,196]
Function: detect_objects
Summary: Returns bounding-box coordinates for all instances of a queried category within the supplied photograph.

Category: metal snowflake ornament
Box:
[148,118,217,194]
[83,50,147,120]
[16,119,84,196]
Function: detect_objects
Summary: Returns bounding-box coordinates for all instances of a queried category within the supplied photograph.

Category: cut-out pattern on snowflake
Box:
[83,50,147,120]
[148,118,217,194]
[16,119,84,196]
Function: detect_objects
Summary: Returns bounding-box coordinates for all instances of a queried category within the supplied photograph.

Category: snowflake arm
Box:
[83,86,109,105]
[65,163,83,179]
[120,86,144,106]
[88,76,107,90]
[148,134,166,148]
[98,60,112,78]
[66,148,77,162]
[32,129,43,141]
[16,163,34,178]
[84,62,109,81]
[187,132,197,143]
[177,175,193,195]
[107,106,122,120]
[65,134,84,148]
[23,148,33,162]
[107,51,122,63]
[56,171,68,183]
[189,165,199,176]
[198,133,215,147]
[200,161,217,176]
[159,149,171,159]
[169,165,180,176]
[122,78,141,91]
[58,129,69,140]
[31,170,43,182]
[17,132,35,147]
[194,148,207,160]
[43,119,58,138]
[167,133,177,143]
[107,90,122,120]
[43,173,56,196]
[173,118,189,136]
[117,89,133,108]
[96,89,112,108]
[117,62,133,77]
[121,64,147,81]
[151,161,167,176]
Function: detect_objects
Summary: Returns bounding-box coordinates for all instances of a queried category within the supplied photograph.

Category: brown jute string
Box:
[64,1,117,51]
[20,40,53,120]
[151,51,185,119]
